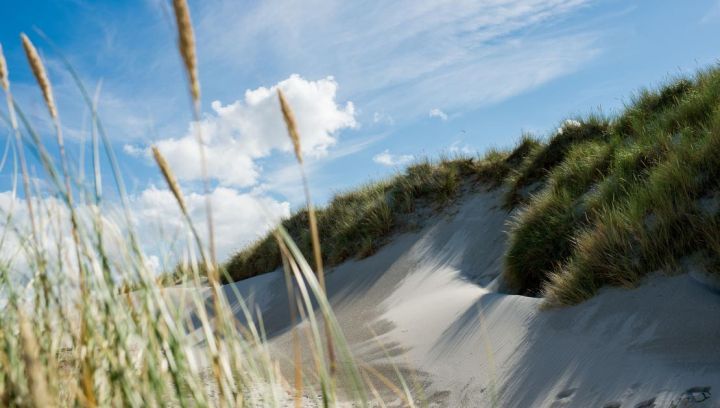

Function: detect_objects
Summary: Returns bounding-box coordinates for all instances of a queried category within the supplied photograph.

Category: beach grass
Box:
[0,2,417,406]
[2,1,720,405]
[228,67,720,308]
[225,152,514,282]
[504,71,720,305]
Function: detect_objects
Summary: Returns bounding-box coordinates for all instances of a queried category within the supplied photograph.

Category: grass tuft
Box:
[225,155,496,281]
[0,6,418,406]
[504,116,610,207]
[503,68,720,306]
[228,66,720,308]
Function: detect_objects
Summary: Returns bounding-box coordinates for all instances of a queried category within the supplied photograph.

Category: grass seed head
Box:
[152,146,188,214]
[278,89,303,164]
[21,33,57,119]
[172,0,200,102]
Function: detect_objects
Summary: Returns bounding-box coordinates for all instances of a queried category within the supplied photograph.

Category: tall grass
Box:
[0,2,416,406]
[226,153,513,281]
[227,65,720,309]
[502,72,720,306]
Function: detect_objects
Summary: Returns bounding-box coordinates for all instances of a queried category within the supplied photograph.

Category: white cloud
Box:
[373,150,414,167]
[131,186,290,261]
[0,191,103,282]
[0,186,290,282]
[123,144,144,156]
[154,75,356,187]
[373,111,394,125]
[194,0,600,120]
[449,140,473,155]
[429,108,448,121]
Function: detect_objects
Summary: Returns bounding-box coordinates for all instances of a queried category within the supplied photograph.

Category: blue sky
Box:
[2,0,720,260]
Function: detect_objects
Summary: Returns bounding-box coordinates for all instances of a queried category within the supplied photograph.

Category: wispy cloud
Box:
[194,0,600,121]
[429,108,448,121]
[701,0,720,23]
[373,111,394,125]
[373,149,414,167]
[448,140,473,154]
[132,186,289,260]
[123,143,144,156]
[7,0,603,144]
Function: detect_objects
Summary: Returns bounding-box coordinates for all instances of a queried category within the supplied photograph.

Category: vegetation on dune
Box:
[228,67,720,309]
[0,1,717,405]
[504,70,720,305]
[4,0,716,405]
[225,153,525,282]
[504,116,610,207]
[0,2,419,406]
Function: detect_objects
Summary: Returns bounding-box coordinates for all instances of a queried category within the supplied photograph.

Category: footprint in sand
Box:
[549,388,577,407]
[634,397,656,408]
[556,388,577,399]
[549,388,577,408]
[670,386,712,407]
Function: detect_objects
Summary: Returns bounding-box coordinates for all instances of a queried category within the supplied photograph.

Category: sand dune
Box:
[191,187,720,407]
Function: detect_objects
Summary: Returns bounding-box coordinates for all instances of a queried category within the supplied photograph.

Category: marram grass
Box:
[0,4,417,407]
[2,3,720,407]
[227,67,720,309]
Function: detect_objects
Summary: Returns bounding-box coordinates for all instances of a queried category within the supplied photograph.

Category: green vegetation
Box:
[504,69,720,305]
[226,153,525,282]
[8,0,718,405]
[0,3,417,406]
[228,67,720,308]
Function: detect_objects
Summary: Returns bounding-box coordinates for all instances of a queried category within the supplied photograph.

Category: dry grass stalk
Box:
[277,89,336,375]
[278,89,303,164]
[21,33,95,406]
[152,146,188,214]
[21,34,57,119]
[152,145,229,404]
[276,89,324,285]
[0,43,37,237]
[18,312,53,407]
[171,0,217,274]
[0,44,8,92]
[172,0,200,102]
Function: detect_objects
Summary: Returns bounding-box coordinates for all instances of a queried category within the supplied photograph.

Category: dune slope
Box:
[210,186,720,407]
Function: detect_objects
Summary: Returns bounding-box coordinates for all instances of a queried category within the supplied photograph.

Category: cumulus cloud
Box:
[0,186,290,281]
[154,75,356,187]
[429,108,448,121]
[131,186,290,261]
[0,192,111,282]
[373,150,414,167]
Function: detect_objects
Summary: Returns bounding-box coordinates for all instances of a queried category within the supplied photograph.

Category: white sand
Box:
[203,186,720,407]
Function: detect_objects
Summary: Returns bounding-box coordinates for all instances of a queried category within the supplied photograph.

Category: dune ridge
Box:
[181,185,720,406]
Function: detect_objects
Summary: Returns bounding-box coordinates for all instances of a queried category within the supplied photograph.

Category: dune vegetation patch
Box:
[225,152,526,282]
[227,67,720,308]
[0,2,424,405]
[504,69,720,305]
